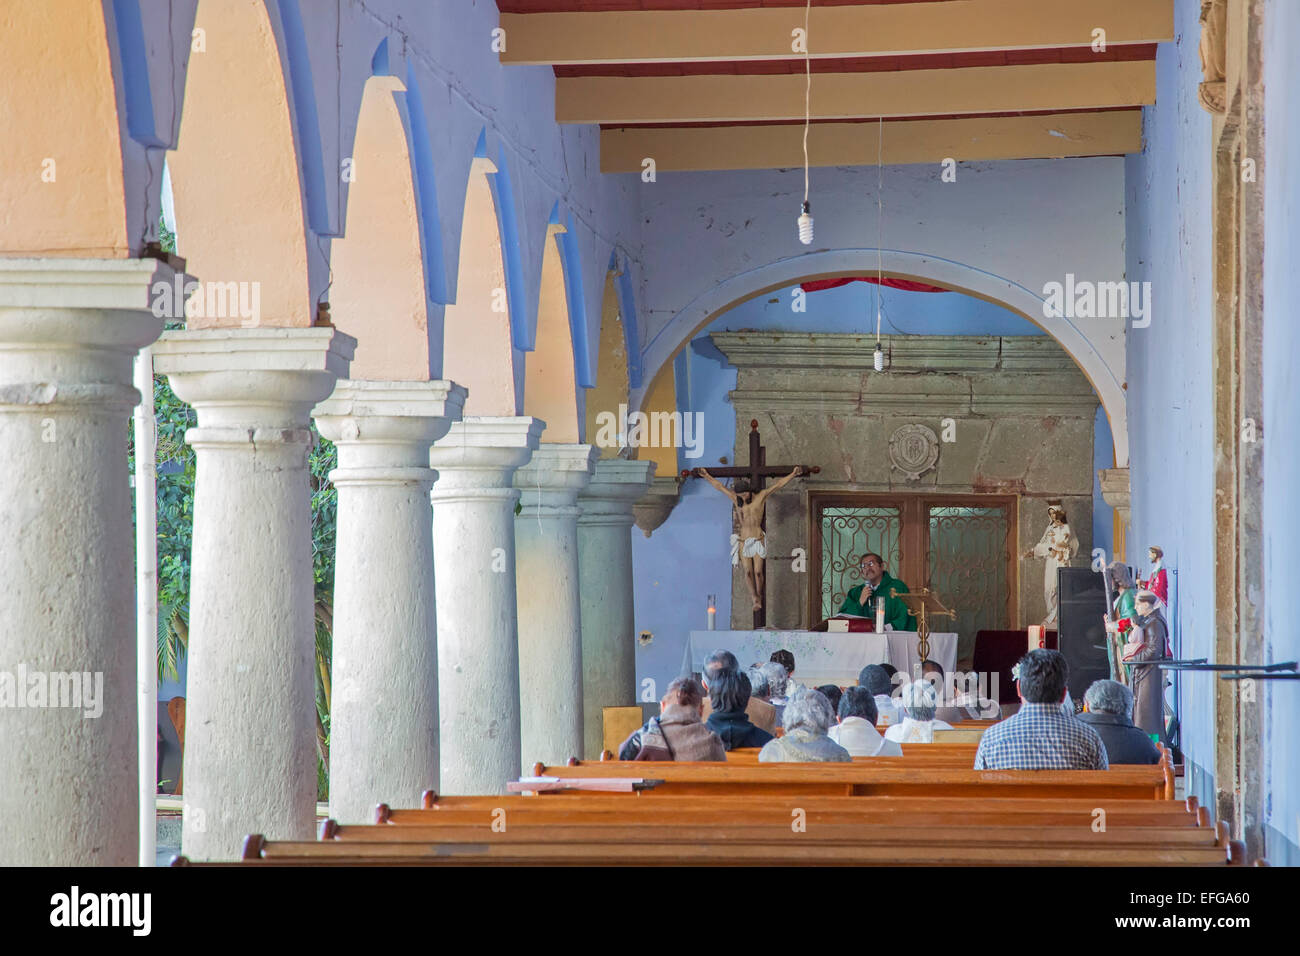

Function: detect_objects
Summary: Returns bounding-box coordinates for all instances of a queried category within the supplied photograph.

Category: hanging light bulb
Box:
[798,200,814,245]
[873,340,884,372]
[796,0,814,246]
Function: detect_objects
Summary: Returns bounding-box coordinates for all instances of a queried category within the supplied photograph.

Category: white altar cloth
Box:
[682,630,959,686]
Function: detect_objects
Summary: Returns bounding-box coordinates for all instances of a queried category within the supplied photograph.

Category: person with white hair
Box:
[757,687,851,762]
[759,660,790,726]
[1078,679,1160,764]
[883,678,954,743]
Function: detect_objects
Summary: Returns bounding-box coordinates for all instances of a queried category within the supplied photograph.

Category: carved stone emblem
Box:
[888,424,940,480]
[1198,0,1227,114]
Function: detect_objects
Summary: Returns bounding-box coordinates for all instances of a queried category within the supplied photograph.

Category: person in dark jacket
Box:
[705,669,773,751]
[1078,679,1161,764]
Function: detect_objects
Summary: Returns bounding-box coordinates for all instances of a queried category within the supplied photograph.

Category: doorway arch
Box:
[633,249,1128,465]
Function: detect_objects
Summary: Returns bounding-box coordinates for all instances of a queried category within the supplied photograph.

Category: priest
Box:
[837,553,915,630]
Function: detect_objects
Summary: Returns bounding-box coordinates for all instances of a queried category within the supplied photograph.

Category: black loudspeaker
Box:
[1056,566,1113,700]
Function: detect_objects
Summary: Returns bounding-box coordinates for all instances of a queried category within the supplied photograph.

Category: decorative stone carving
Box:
[633,475,683,537]
[1198,0,1227,114]
[889,423,940,480]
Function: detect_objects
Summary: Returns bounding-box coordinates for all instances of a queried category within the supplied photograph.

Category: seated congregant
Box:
[974,649,1108,770]
[758,687,851,763]
[760,660,790,726]
[815,683,843,716]
[919,659,972,723]
[699,650,777,733]
[1078,679,1161,765]
[858,664,901,726]
[617,677,725,761]
[829,686,903,757]
[884,679,954,743]
[705,668,774,751]
[769,650,796,691]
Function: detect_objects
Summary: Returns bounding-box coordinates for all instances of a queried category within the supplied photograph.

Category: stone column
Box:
[314,380,465,823]
[0,258,175,866]
[428,417,543,793]
[515,444,597,768]
[1098,466,1131,563]
[577,458,656,758]
[153,327,353,861]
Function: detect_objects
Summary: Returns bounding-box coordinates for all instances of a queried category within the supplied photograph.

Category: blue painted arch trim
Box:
[550,203,594,389]
[478,131,531,351]
[274,0,330,235]
[609,249,643,390]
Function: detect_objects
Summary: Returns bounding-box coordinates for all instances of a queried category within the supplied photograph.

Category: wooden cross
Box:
[683,420,819,628]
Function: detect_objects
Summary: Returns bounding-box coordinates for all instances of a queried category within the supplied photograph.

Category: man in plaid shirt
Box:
[974,649,1108,770]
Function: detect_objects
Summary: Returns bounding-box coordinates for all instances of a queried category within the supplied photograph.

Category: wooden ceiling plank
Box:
[501,0,1174,65]
[557,60,1155,124]
[598,109,1143,172]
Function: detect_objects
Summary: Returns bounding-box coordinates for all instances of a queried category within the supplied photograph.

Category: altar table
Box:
[682,630,959,687]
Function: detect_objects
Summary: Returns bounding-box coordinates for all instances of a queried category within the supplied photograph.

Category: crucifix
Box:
[683,420,819,628]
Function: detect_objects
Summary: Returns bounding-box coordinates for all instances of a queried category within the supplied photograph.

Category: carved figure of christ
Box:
[697,466,807,612]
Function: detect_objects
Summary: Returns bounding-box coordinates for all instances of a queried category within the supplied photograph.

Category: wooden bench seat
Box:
[379,790,1206,832]
[377,794,1207,828]
[527,761,1173,800]
[196,832,1238,866]
[324,821,1224,849]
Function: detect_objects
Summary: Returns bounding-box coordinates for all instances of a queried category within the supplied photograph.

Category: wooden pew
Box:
[379,793,1207,829]
[528,760,1174,800]
[204,827,1240,866]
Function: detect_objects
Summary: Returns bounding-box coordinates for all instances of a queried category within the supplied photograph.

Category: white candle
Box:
[1028,625,1043,651]
[707,594,716,631]
[875,597,886,633]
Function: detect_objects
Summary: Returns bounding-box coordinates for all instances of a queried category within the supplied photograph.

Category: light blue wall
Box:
[1261,0,1300,867]
[633,281,1114,695]
[1124,0,1217,803]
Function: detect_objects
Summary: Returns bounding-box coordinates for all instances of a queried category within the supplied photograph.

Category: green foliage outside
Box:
[133,215,337,799]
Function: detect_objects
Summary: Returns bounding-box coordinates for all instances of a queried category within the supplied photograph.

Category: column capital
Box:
[0,257,185,414]
[315,379,467,487]
[578,458,657,526]
[0,256,188,312]
[1097,466,1131,514]
[154,327,355,428]
[515,443,597,515]
[430,416,545,500]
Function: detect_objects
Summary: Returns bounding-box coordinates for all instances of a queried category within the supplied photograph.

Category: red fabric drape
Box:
[800,276,950,294]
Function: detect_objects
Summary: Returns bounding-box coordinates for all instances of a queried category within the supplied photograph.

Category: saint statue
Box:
[1103,561,1139,685]
[1022,501,1078,626]
[1139,545,1168,605]
[1118,589,1170,741]
[697,466,808,611]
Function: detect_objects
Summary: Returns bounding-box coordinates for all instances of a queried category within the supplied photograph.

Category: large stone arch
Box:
[633,249,1129,465]
[524,223,583,442]
[584,268,630,457]
[0,0,170,256]
[329,45,443,380]
[442,152,519,416]
[167,0,323,327]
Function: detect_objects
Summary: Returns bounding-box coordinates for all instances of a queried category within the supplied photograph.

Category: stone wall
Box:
[713,332,1098,631]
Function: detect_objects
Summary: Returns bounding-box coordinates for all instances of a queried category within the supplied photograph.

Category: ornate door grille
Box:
[818,506,901,620]
[928,506,1012,641]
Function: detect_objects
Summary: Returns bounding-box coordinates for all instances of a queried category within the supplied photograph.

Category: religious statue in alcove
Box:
[1021,501,1079,627]
[696,466,809,613]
